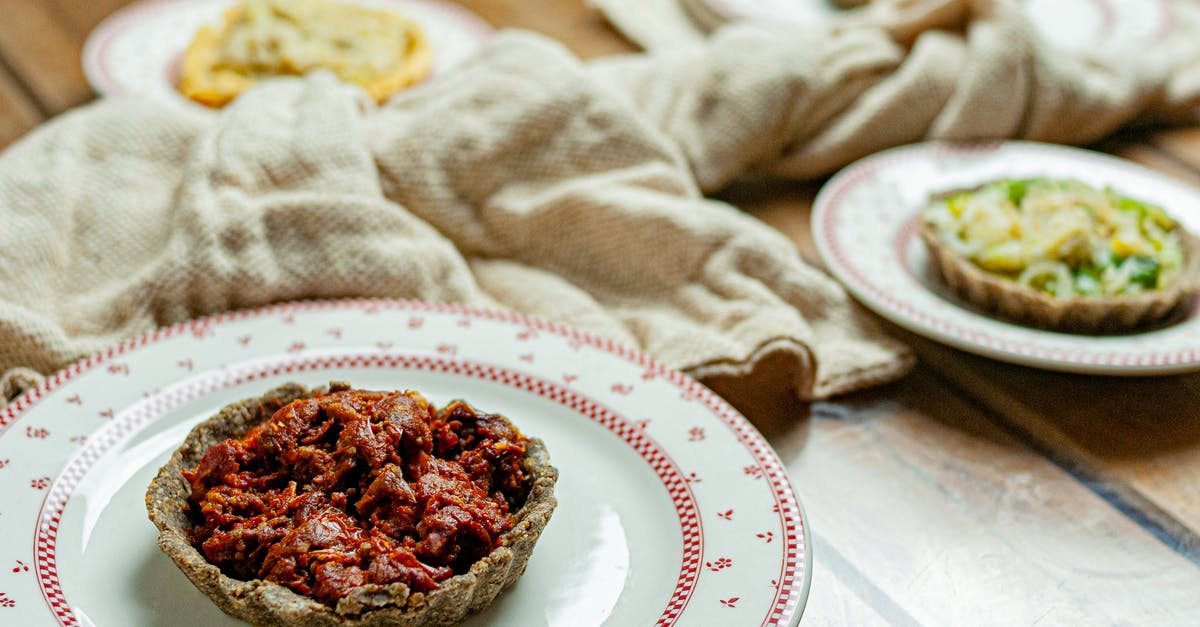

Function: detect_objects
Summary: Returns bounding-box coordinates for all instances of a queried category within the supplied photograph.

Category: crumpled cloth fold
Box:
[591,0,1200,191]
[0,33,912,408]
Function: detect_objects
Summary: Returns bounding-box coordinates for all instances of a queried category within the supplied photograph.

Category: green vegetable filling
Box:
[1123,255,1160,289]
[926,177,1187,298]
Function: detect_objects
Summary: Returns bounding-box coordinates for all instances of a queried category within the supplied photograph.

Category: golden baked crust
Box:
[920,219,1200,333]
[146,382,557,626]
[179,0,432,107]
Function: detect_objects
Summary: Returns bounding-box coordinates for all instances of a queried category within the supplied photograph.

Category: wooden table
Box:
[4,1,1200,624]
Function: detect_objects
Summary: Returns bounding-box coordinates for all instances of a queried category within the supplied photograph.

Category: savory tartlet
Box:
[146,382,557,626]
[920,178,1200,332]
[178,0,432,107]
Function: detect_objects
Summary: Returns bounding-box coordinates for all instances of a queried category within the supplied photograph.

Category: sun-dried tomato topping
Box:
[184,388,529,607]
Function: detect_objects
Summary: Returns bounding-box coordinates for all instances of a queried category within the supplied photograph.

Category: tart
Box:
[179,0,432,107]
[146,382,557,626]
[920,178,1200,332]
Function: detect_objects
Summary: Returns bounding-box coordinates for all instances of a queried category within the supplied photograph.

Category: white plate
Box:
[0,300,809,626]
[82,0,493,106]
[812,141,1200,375]
[701,0,1174,51]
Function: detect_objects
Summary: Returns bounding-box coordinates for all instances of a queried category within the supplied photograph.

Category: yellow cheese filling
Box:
[179,0,432,107]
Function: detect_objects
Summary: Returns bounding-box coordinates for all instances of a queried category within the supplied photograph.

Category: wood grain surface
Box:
[2,1,1199,624]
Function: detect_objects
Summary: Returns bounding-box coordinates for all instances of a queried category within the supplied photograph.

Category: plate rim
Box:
[0,298,810,626]
[811,139,1200,376]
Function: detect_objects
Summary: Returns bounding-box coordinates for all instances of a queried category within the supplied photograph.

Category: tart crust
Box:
[146,382,557,627]
[919,219,1200,333]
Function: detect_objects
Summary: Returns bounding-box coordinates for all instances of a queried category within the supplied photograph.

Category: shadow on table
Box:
[702,347,818,457]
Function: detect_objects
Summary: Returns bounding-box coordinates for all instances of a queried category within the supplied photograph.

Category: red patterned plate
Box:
[0,300,809,626]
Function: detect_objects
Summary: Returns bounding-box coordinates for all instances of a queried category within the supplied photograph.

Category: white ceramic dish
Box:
[812,140,1200,375]
[0,300,809,626]
[82,0,493,106]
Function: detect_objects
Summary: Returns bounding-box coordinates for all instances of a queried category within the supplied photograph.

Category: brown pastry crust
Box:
[146,382,557,626]
[919,219,1200,333]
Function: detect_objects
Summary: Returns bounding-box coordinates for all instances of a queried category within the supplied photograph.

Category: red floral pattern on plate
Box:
[706,557,733,572]
[0,300,807,627]
[33,354,706,627]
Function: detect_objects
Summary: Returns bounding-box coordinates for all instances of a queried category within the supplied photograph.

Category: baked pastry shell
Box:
[146,382,558,627]
[918,219,1200,333]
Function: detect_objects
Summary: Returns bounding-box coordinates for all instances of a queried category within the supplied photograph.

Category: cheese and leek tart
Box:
[146,382,557,626]
[920,178,1200,332]
[179,0,432,108]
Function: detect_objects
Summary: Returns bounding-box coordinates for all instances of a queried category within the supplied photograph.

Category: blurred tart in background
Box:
[179,0,432,107]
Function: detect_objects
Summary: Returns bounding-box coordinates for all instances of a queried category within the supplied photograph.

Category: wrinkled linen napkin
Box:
[592,0,1200,190]
[0,33,912,409]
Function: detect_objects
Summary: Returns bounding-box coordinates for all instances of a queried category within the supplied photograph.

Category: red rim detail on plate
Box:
[2,299,806,627]
[34,354,703,626]
[817,144,1200,369]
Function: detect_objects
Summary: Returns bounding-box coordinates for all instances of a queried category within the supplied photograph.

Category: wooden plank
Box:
[800,543,894,627]
[1148,127,1200,176]
[0,62,42,149]
[42,0,133,38]
[900,330,1200,556]
[1107,138,1200,187]
[782,368,1200,624]
[0,0,92,113]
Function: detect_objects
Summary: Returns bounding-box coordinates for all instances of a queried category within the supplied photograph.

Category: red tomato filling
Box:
[183,389,529,607]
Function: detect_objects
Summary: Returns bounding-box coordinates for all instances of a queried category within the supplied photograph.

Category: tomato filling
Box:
[183,388,529,606]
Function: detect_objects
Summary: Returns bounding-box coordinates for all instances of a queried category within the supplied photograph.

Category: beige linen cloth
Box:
[592,0,1200,191]
[0,33,913,410]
